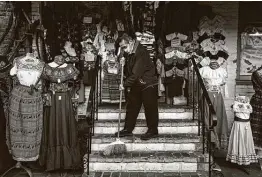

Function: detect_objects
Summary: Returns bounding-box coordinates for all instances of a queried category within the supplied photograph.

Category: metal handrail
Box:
[190,56,221,177]
[83,54,221,176]
[191,56,217,129]
[84,55,101,176]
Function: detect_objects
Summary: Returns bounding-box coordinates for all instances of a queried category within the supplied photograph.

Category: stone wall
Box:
[236,84,255,99]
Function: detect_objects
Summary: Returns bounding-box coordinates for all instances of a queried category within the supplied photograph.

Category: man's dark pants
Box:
[124,85,159,133]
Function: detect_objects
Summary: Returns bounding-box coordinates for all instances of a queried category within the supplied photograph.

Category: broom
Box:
[102,56,127,156]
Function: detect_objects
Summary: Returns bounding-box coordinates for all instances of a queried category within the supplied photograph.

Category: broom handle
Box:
[117,58,125,139]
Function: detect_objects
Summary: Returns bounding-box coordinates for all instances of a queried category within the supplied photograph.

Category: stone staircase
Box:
[88,104,209,176]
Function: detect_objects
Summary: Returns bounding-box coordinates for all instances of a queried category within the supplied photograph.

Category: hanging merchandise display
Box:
[102,50,125,103]
[122,1,134,36]
[163,32,193,105]
[42,2,82,60]
[7,53,45,161]
[197,12,229,149]
[79,9,101,112]
[99,25,125,104]
[81,38,97,86]
[197,13,228,68]
[39,55,81,171]
[156,39,166,98]
[135,31,156,60]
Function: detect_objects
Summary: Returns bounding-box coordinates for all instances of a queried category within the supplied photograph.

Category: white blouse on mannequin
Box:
[199,65,228,92]
[233,96,253,120]
[10,53,44,87]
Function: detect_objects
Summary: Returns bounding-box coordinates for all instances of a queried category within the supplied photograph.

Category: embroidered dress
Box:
[199,65,229,149]
[7,55,44,161]
[102,56,125,103]
[226,96,258,165]
[250,67,262,150]
[39,62,81,171]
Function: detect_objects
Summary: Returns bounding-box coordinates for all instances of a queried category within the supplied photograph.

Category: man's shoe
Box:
[115,129,133,137]
[140,131,158,140]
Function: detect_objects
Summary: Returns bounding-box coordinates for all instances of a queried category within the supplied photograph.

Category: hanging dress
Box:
[101,55,125,103]
[7,55,44,161]
[39,62,81,171]
[199,65,229,149]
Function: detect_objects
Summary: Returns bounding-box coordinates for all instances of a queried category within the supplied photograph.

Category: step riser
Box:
[89,162,197,172]
[94,126,198,134]
[92,143,197,152]
[95,121,197,127]
[98,112,193,120]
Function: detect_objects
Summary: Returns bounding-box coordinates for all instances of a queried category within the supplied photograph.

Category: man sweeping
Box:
[103,33,159,156]
[117,33,159,140]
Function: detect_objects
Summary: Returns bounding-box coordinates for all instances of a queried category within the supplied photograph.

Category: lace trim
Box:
[43,64,79,83]
[15,57,45,71]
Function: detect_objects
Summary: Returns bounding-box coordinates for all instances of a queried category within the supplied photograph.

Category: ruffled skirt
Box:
[226,120,258,165]
[39,91,81,171]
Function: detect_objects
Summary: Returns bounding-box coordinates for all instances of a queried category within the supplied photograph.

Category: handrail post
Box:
[202,97,205,154]
[192,67,195,120]
[197,82,201,136]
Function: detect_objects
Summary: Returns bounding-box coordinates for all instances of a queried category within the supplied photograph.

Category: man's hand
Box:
[119,84,125,91]
[120,57,125,66]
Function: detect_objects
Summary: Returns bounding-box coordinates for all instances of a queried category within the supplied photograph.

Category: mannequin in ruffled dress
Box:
[226,95,257,173]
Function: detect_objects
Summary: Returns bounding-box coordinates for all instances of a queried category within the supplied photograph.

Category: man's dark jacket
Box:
[124,41,158,89]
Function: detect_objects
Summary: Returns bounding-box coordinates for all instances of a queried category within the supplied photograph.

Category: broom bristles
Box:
[102,138,127,156]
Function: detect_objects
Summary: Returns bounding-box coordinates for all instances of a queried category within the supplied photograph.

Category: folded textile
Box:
[166,32,188,41]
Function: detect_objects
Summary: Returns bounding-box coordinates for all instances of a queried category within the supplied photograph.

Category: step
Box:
[91,134,201,152]
[98,104,192,113]
[98,112,193,120]
[97,104,193,120]
[94,120,198,135]
[89,151,208,172]
[87,171,208,177]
